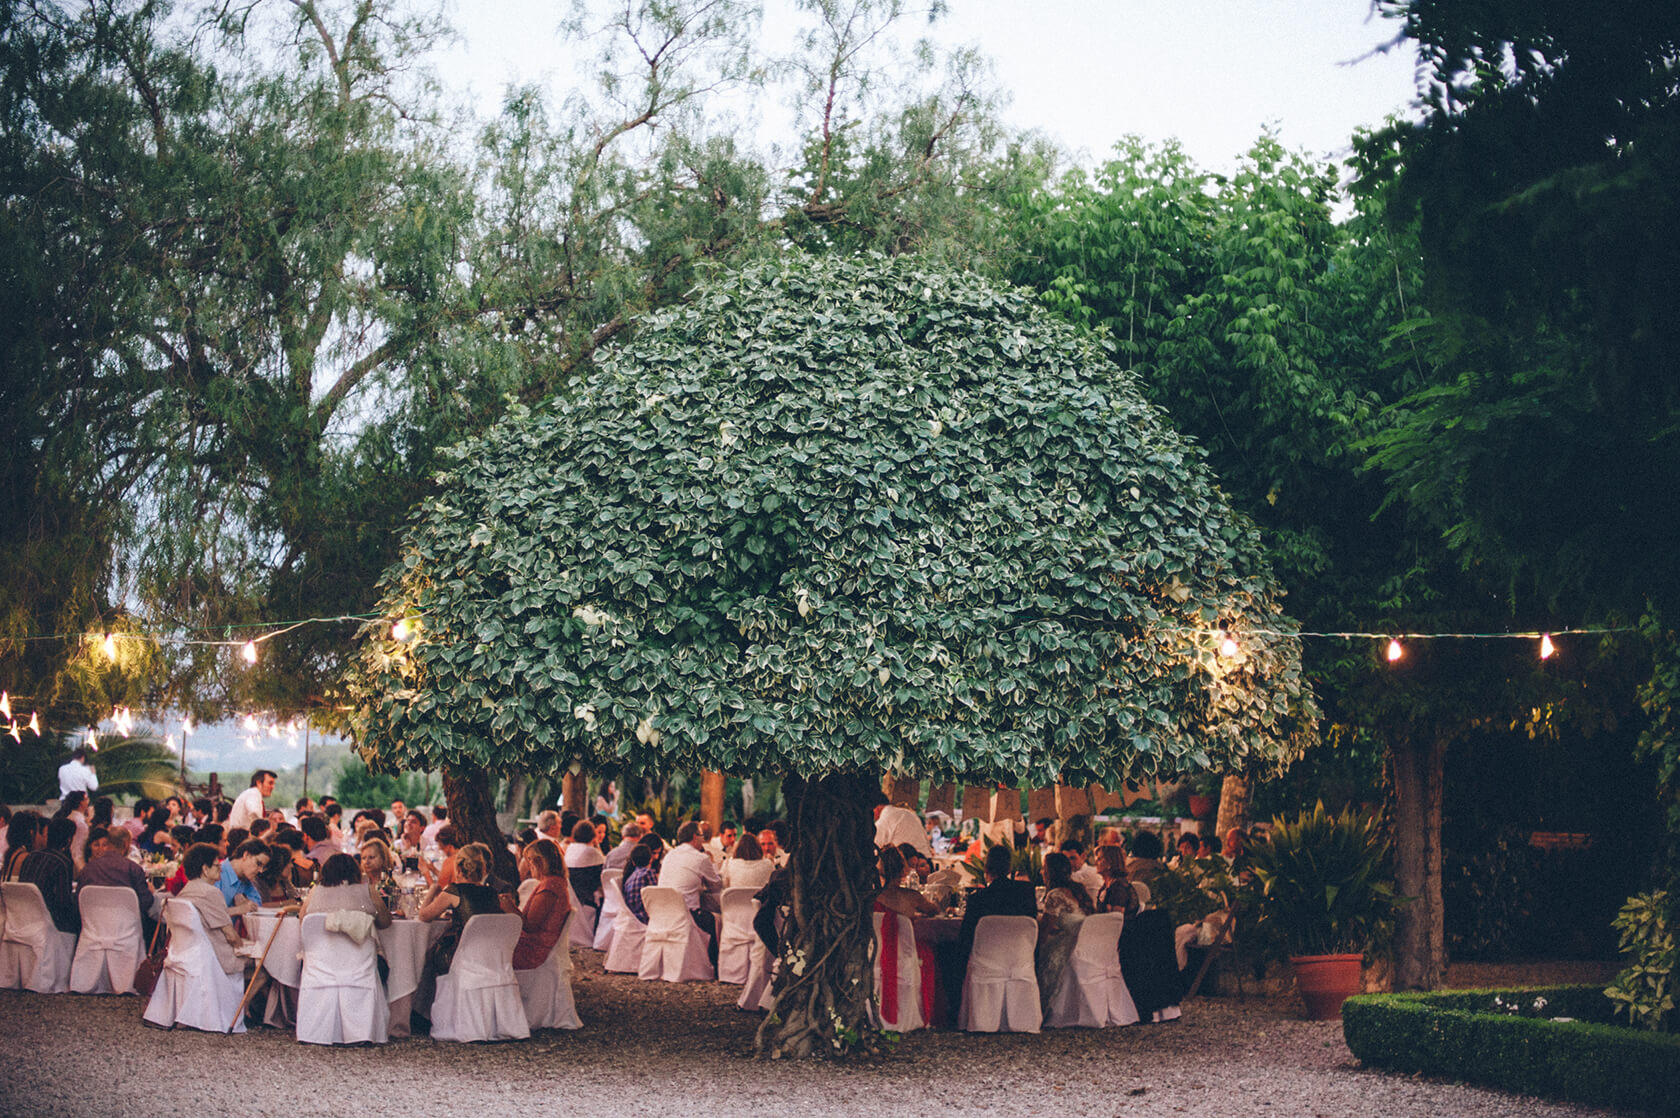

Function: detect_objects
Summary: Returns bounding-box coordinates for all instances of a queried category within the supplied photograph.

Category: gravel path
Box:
[0,955,1644,1118]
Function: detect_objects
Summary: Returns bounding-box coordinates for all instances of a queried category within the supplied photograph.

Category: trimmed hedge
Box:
[1342,985,1680,1115]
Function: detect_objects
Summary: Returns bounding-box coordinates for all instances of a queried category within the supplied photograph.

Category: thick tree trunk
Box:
[443,765,519,887]
[1215,773,1252,839]
[561,771,587,817]
[756,772,882,1059]
[701,770,726,833]
[502,772,529,819]
[1388,729,1447,990]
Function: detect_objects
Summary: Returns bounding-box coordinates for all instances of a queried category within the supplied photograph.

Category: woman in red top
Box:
[513,838,572,971]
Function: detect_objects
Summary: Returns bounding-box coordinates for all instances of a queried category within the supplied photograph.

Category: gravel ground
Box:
[0,954,1642,1118]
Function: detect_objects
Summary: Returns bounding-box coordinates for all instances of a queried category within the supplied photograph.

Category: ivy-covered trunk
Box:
[756,771,881,1059]
[443,764,520,885]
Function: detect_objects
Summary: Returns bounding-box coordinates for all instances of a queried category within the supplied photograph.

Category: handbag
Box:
[134,914,168,997]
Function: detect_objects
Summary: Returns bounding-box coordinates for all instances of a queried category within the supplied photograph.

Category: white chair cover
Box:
[430,913,530,1042]
[142,899,246,1033]
[637,885,712,982]
[958,915,1041,1033]
[0,882,78,993]
[592,869,625,951]
[297,913,389,1045]
[602,903,646,974]
[517,878,538,908]
[736,939,777,1011]
[516,909,582,1030]
[566,876,597,949]
[1044,912,1139,1028]
[717,887,759,985]
[71,886,145,995]
[871,910,925,1032]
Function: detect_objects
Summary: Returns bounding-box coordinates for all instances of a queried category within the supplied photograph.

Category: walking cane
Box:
[231,909,294,1032]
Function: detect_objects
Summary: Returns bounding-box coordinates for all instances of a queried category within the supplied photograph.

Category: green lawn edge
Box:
[1342,985,1680,1115]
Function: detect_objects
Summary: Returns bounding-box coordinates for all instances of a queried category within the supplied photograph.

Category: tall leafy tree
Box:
[348,254,1313,1056]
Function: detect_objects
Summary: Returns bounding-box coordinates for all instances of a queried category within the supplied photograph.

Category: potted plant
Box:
[1185,771,1220,820]
[1246,802,1404,1019]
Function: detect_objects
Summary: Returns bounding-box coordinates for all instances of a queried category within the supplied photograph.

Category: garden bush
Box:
[1342,985,1680,1115]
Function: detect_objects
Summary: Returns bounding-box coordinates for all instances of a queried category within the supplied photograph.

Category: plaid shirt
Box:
[622,864,656,923]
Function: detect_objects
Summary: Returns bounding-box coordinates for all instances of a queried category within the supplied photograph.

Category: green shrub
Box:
[1604,891,1677,1031]
[1343,985,1680,1115]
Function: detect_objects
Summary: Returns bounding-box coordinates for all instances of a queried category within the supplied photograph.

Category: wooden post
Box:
[701,770,726,832]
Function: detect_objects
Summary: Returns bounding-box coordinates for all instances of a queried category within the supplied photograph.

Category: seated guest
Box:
[176,843,243,977]
[1197,831,1223,861]
[705,822,737,867]
[757,827,788,868]
[196,823,227,857]
[55,790,91,873]
[875,845,938,920]
[302,852,391,929]
[1060,839,1103,897]
[3,811,42,880]
[1126,830,1166,886]
[418,843,505,972]
[394,811,427,866]
[564,818,606,919]
[217,839,268,917]
[358,837,396,889]
[722,831,775,891]
[658,821,723,969]
[873,790,934,858]
[21,817,81,933]
[621,842,656,924]
[603,821,642,874]
[263,828,315,898]
[300,815,337,865]
[955,843,1037,970]
[123,798,153,841]
[513,839,571,971]
[1036,851,1095,1010]
[1174,832,1200,868]
[419,824,463,897]
[135,807,176,856]
[248,818,273,841]
[901,843,959,905]
[78,825,155,935]
[1094,845,1139,917]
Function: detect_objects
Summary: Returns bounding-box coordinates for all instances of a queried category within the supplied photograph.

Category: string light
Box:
[241,640,259,664]
[28,712,39,735]
[1219,630,1240,658]
[85,729,98,749]
[0,691,8,720]
[392,618,414,641]
[102,633,117,659]
[5,723,18,744]
[183,714,195,734]
[1387,638,1404,662]
[1540,633,1556,660]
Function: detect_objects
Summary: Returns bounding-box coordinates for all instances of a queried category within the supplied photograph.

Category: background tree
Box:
[347,254,1313,1056]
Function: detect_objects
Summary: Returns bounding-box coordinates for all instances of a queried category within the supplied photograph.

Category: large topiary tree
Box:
[346,254,1315,1056]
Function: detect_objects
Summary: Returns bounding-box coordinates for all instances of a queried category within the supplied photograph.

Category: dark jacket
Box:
[956,875,1038,963]
[19,849,79,934]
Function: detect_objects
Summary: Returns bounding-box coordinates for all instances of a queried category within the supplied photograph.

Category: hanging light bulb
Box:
[85,728,98,749]
[242,713,258,733]
[164,732,176,753]
[1219,630,1240,658]
[28,711,40,735]
[182,714,195,735]
[0,691,9,720]
[1539,633,1556,660]
[6,722,18,744]
[241,640,259,664]
[102,633,118,660]
[392,617,414,641]
[1386,638,1404,662]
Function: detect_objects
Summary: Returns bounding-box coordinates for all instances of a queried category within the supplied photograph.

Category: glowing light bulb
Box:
[241,640,259,664]
[28,711,40,735]
[1219,632,1240,658]
[102,633,117,659]
[1386,638,1404,662]
[6,722,18,744]
[0,691,9,720]
[1539,633,1555,660]
[243,714,258,732]
[392,618,414,641]
[182,715,195,734]
[164,733,176,753]
[85,729,98,749]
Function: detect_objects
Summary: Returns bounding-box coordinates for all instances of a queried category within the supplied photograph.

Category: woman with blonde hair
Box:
[419,843,508,972]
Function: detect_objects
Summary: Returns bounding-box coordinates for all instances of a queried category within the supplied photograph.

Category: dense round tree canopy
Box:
[348,254,1314,787]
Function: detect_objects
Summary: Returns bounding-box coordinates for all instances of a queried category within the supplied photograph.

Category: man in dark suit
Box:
[949,842,1038,1014]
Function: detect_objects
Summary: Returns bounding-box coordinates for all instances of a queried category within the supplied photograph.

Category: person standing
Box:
[57,745,98,801]
[228,770,276,831]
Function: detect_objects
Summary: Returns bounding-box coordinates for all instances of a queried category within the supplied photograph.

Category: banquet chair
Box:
[958,915,1041,1033]
[517,878,539,909]
[516,908,582,1030]
[1044,912,1139,1028]
[602,896,646,974]
[592,869,625,952]
[430,913,530,1042]
[566,876,597,949]
[70,886,146,995]
[871,910,925,1032]
[142,899,245,1033]
[717,887,759,985]
[637,886,713,983]
[0,882,77,994]
[296,913,389,1045]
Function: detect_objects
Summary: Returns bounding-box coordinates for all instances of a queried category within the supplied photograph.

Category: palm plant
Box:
[1247,802,1404,959]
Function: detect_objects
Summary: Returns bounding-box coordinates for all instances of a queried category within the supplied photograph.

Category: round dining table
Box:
[240,907,446,1037]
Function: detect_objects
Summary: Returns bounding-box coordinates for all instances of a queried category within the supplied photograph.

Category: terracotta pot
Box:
[1187,794,1215,819]
[1289,953,1364,1019]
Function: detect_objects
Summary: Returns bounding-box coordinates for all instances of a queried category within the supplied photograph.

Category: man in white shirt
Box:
[227,769,275,831]
[873,794,934,858]
[421,805,448,853]
[658,820,723,971]
[1061,839,1103,898]
[57,746,98,800]
[704,822,737,867]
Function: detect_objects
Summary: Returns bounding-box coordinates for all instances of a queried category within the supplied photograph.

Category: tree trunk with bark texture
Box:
[502,772,529,819]
[1388,729,1447,989]
[1215,773,1252,840]
[562,771,587,817]
[443,765,520,885]
[756,772,882,1059]
[701,770,726,833]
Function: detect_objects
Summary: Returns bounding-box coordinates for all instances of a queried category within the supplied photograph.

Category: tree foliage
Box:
[348,254,1314,789]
